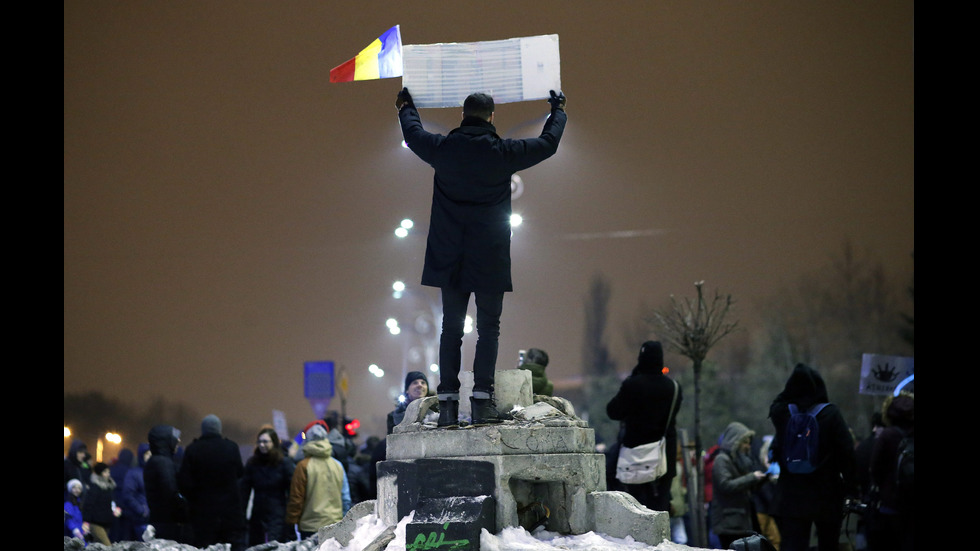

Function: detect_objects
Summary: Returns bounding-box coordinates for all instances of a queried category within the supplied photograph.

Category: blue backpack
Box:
[784,402,829,474]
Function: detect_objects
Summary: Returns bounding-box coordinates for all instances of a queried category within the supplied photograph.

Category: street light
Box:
[394,219,414,239]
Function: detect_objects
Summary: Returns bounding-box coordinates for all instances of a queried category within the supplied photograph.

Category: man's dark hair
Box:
[463,93,494,120]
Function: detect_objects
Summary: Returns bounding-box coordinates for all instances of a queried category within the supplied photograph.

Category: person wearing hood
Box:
[387,371,433,434]
[144,424,189,543]
[65,439,92,489]
[396,87,567,427]
[519,348,554,397]
[82,462,121,545]
[607,341,683,513]
[108,447,134,542]
[120,442,152,541]
[178,414,247,551]
[711,422,768,548]
[286,423,351,539]
[768,363,856,551]
[868,392,914,551]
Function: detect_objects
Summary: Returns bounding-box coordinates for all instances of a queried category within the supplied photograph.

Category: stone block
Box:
[387,423,595,460]
[378,450,605,535]
[376,459,496,527]
[587,490,669,547]
[318,499,375,547]
[406,495,494,551]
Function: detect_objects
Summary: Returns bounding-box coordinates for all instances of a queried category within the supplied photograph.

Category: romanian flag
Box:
[330,25,403,83]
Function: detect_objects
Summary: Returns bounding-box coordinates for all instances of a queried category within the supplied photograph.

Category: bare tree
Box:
[650,281,738,547]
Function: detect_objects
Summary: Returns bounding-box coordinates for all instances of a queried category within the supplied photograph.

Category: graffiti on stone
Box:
[406,522,470,550]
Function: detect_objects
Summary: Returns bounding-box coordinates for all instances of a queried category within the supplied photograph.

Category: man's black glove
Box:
[548,90,566,111]
[396,87,414,111]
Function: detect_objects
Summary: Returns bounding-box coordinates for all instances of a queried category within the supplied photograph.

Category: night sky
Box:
[64,2,914,440]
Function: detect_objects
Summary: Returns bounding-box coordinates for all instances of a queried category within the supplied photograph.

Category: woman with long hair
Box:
[242,427,295,544]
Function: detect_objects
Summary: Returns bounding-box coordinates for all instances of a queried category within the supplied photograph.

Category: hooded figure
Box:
[768,363,856,551]
[711,422,767,547]
[606,341,683,513]
[286,423,351,539]
[65,439,92,487]
[178,414,247,551]
[144,425,189,542]
[868,392,914,550]
[120,442,152,540]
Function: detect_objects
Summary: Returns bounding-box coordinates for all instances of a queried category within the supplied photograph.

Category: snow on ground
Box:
[317,512,711,551]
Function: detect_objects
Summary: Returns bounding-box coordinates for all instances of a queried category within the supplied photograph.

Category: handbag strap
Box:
[663,378,679,434]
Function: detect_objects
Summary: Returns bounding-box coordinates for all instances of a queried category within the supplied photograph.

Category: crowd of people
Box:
[62,340,564,549]
[63,412,377,549]
[65,343,912,551]
[602,347,913,551]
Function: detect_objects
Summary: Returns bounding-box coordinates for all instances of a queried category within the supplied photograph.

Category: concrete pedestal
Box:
[368,368,669,548]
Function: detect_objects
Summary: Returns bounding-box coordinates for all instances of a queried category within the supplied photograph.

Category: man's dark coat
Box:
[399,105,566,293]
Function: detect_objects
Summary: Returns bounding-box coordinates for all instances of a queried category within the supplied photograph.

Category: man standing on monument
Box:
[395,87,567,426]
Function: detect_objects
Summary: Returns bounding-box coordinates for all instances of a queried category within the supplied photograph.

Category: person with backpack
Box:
[868,392,913,551]
[768,363,857,551]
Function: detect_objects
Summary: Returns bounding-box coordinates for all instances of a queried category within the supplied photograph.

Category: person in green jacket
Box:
[519,348,554,397]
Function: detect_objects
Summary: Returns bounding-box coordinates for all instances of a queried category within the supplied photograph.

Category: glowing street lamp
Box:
[394,219,414,238]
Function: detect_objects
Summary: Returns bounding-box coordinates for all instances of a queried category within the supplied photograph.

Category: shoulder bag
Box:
[616,378,679,485]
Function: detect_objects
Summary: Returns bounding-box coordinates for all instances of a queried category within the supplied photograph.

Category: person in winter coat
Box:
[768,363,856,551]
[65,439,92,488]
[396,87,567,426]
[868,392,914,551]
[711,422,768,548]
[65,478,90,542]
[178,414,247,551]
[108,448,134,542]
[286,423,351,539]
[241,427,295,545]
[120,442,151,541]
[82,462,121,545]
[519,348,554,396]
[606,340,683,513]
[144,424,189,543]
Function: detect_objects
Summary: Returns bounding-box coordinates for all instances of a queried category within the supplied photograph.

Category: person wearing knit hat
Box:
[201,414,222,436]
[607,340,683,513]
[286,419,351,539]
[64,478,89,541]
[178,415,247,550]
[306,423,328,442]
[386,371,432,434]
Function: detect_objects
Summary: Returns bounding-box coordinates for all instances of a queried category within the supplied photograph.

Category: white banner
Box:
[403,34,561,108]
[859,354,914,396]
